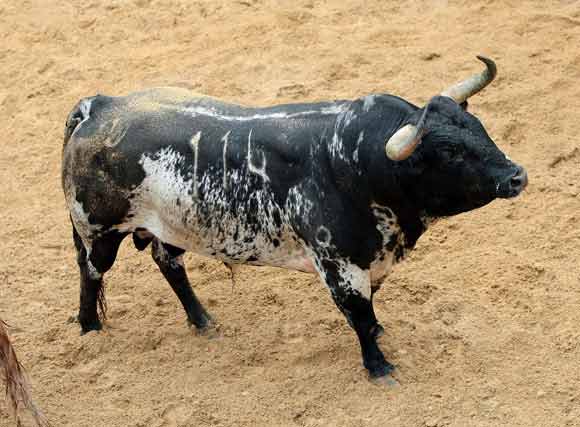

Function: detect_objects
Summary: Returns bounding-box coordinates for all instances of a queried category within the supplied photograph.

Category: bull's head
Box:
[385,56,527,216]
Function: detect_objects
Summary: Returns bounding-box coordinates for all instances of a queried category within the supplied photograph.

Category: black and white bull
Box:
[62,56,527,379]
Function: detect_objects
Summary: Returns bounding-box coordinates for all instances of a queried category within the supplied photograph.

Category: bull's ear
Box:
[460,100,469,111]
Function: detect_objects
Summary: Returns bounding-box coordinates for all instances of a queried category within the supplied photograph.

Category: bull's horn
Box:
[440,56,497,104]
[385,103,430,161]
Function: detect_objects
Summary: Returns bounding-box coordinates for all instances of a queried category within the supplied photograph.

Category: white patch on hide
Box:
[363,94,376,112]
[102,118,129,148]
[190,131,201,198]
[128,147,196,250]
[68,194,102,249]
[329,106,357,163]
[70,97,93,140]
[182,104,348,122]
[222,130,231,189]
[310,254,371,300]
[286,185,314,224]
[86,258,102,280]
[247,129,270,182]
[123,148,315,274]
[353,130,364,163]
[70,199,92,240]
[369,204,403,285]
[337,261,371,300]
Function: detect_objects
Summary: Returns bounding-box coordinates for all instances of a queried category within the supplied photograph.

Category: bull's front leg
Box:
[314,257,394,378]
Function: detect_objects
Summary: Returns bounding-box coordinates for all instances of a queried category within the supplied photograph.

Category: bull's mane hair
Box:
[0,319,49,426]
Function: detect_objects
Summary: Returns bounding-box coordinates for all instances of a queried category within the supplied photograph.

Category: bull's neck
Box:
[326,97,429,249]
[325,106,371,204]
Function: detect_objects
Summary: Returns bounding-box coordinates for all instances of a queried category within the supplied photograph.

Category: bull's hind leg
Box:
[72,224,127,333]
[151,238,212,331]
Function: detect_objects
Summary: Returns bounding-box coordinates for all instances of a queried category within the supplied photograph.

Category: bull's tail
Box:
[0,319,49,427]
[63,97,95,146]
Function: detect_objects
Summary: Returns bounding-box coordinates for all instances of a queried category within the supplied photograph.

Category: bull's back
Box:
[62,87,338,253]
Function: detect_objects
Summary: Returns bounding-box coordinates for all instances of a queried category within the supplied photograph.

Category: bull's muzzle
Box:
[497,165,528,198]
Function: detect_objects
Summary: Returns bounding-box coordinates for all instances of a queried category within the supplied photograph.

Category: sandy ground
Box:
[1,0,580,426]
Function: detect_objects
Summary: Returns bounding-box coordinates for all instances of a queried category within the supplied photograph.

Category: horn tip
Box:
[476,55,497,76]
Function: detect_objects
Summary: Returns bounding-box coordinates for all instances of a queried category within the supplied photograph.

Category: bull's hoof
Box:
[79,318,102,335]
[193,321,220,339]
[370,373,400,387]
[188,311,213,329]
[367,359,395,379]
[188,312,218,337]
[371,323,385,339]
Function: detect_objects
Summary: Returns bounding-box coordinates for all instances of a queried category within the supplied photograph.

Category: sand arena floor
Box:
[1,1,580,426]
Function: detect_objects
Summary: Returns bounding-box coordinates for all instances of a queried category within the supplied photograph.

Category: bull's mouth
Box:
[497,166,528,199]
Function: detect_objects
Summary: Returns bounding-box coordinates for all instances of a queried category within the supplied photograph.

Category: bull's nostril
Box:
[509,169,528,191]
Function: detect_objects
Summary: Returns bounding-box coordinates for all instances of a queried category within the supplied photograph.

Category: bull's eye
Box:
[440,146,461,161]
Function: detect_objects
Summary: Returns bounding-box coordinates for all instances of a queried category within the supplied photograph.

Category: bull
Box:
[62,56,527,379]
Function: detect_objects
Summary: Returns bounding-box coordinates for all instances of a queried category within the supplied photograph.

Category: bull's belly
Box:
[122,209,396,281]
[125,212,317,274]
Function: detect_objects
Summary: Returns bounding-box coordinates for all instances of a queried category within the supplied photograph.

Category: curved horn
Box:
[440,56,497,104]
[385,103,430,161]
